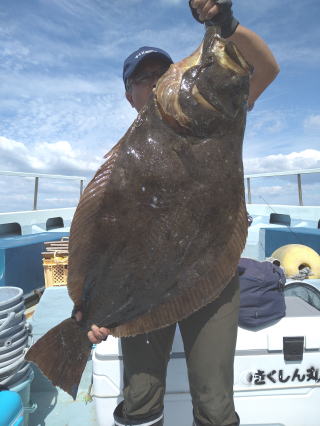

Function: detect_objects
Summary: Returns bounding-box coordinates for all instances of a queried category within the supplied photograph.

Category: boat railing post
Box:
[247,177,252,204]
[33,176,39,210]
[80,179,84,197]
[297,173,303,206]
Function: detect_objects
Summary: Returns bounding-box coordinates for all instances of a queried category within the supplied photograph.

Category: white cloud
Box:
[0,136,100,212]
[236,0,279,15]
[161,0,183,4]
[247,110,287,136]
[0,136,102,176]
[244,149,320,174]
[272,42,320,67]
[255,185,283,195]
[0,73,136,153]
[0,137,28,154]
[1,0,319,211]
[304,114,320,130]
[0,73,114,97]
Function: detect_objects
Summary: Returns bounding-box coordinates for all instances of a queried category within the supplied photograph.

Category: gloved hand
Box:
[189,0,239,38]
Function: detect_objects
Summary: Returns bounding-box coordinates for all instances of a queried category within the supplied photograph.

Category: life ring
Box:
[272,244,320,278]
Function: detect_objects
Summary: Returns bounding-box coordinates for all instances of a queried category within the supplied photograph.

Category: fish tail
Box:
[25,318,92,399]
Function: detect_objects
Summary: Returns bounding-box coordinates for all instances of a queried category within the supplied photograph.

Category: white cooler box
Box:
[93,296,320,426]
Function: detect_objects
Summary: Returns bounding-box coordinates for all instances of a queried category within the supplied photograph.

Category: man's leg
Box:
[114,324,176,425]
[179,274,240,426]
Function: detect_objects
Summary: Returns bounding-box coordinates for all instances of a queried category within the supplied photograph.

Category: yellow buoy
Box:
[272,244,320,278]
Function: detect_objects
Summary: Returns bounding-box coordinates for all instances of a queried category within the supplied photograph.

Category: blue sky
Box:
[0,0,319,212]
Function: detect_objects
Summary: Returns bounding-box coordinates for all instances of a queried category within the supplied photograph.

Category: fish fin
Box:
[25,318,92,399]
[67,141,122,305]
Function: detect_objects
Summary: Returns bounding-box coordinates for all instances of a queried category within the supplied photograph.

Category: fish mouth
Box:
[189,38,252,119]
[155,29,252,131]
[191,83,219,112]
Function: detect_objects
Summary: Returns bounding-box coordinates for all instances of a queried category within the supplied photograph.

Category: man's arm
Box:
[229,25,280,109]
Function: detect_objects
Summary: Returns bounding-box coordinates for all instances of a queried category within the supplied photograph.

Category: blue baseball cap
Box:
[123,46,173,90]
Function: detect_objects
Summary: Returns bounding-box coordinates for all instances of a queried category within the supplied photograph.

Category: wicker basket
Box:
[42,237,69,287]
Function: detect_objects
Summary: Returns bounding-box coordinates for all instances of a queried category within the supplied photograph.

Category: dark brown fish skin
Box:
[78,100,245,330]
[70,28,250,333]
[25,27,251,398]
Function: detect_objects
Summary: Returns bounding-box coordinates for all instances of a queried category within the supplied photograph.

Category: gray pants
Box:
[120,275,240,426]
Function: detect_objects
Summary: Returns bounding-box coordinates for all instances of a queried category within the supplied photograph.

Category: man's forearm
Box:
[228,25,280,108]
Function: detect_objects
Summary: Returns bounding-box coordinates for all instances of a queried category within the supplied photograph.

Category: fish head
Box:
[156,26,253,137]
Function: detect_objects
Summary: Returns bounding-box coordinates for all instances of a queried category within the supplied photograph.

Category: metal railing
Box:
[244,168,320,206]
[0,171,86,210]
[1,168,319,210]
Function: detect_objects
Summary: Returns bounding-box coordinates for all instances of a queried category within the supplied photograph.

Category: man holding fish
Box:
[21,1,279,425]
[81,2,279,425]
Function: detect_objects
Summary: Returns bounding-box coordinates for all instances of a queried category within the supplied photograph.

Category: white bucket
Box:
[0,334,28,355]
[0,287,31,390]
[0,324,29,351]
[0,287,25,331]
[2,363,30,387]
[0,303,25,325]
[0,287,23,310]
[0,352,26,372]
[0,319,25,338]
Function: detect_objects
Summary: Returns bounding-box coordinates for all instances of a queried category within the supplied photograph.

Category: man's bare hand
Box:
[74,310,110,344]
[190,0,220,22]
[88,324,110,344]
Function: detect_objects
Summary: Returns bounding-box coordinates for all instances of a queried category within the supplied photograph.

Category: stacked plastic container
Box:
[0,286,36,425]
[0,390,24,426]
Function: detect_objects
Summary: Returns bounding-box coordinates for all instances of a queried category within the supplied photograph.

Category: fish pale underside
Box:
[25,26,251,398]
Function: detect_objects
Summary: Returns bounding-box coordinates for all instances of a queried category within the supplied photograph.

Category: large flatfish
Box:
[26,26,251,398]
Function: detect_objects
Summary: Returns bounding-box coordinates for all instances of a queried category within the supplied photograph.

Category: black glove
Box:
[189,0,239,38]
